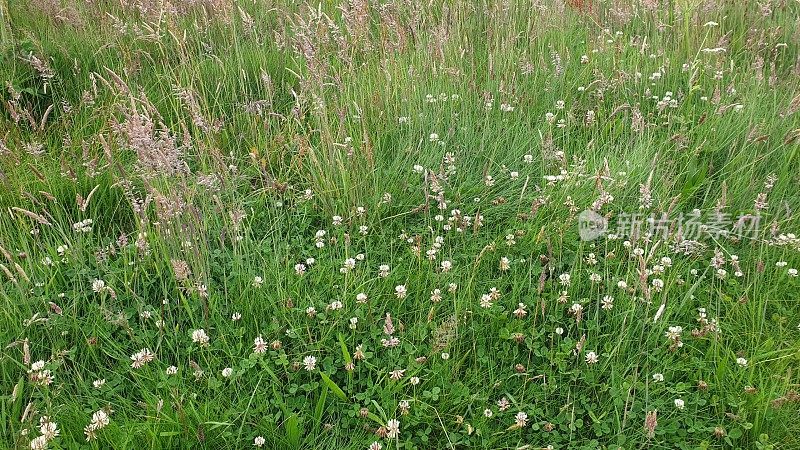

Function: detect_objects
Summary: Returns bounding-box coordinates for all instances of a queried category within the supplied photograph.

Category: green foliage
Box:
[1,0,800,449]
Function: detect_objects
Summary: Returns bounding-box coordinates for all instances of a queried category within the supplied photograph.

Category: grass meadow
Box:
[1,0,800,448]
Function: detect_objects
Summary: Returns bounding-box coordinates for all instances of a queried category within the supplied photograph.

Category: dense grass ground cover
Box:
[1,0,800,448]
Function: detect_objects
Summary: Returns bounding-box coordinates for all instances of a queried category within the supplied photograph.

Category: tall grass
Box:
[1,0,799,448]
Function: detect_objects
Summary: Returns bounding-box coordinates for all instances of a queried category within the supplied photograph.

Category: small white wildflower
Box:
[91,279,106,293]
[440,260,453,272]
[386,418,401,438]
[736,357,748,367]
[652,373,664,382]
[191,329,210,346]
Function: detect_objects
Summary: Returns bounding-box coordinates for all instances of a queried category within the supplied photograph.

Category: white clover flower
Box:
[585,351,599,364]
[303,355,317,371]
[221,367,233,378]
[39,417,59,441]
[674,399,685,410]
[736,357,748,367]
[253,336,267,353]
[130,349,154,369]
[30,435,49,450]
[652,373,664,382]
[386,419,401,438]
[91,279,106,293]
[499,257,510,271]
[328,300,343,311]
[440,260,452,272]
[665,326,683,340]
[651,278,664,292]
[191,329,210,346]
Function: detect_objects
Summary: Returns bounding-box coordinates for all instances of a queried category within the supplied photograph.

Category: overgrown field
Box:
[1,0,800,448]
